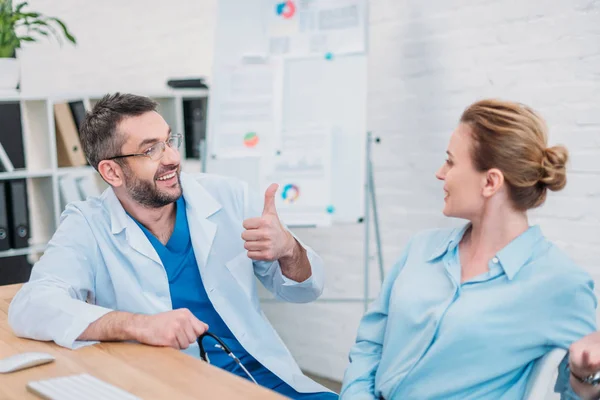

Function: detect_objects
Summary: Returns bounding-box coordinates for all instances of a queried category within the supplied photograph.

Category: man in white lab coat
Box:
[8,93,337,399]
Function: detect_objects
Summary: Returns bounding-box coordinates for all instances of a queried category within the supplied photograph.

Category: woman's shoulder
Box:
[528,240,593,286]
[411,226,457,245]
[530,242,597,329]
[405,224,468,258]
[415,225,464,240]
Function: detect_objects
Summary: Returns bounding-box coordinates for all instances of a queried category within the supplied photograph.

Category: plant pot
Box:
[0,57,20,91]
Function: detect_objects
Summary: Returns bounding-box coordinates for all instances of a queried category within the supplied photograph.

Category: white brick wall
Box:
[18,0,217,94]
[20,0,600,384]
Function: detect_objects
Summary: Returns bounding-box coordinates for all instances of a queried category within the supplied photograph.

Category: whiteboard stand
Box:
[363,131,385,312]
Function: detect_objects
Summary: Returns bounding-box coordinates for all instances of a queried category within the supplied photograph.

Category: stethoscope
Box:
[197,332,257,384]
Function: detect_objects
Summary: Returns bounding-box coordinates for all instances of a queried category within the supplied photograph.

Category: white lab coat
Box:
[8,172,329,394]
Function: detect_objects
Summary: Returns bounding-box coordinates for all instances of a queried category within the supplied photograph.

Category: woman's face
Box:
[435,123,488,219]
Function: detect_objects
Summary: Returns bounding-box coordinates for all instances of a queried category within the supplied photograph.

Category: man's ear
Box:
[482,168,504,198]
[98,160,125,187]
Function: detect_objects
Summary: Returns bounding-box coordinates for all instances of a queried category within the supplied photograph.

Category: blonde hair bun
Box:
[540,145,568,191]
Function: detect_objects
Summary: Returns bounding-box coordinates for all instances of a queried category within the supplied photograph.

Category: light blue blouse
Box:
[341,224,596,399]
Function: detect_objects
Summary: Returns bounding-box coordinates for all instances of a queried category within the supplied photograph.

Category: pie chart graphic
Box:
[275,1,296,19]
[243,132,259,148]
[282,184,300,204]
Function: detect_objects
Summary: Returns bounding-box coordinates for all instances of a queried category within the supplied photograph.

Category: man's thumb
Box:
[262,183,279,215]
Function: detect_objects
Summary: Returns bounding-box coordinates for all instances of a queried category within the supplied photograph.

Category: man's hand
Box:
[79,308,208,350]
[130,309,208,350]
[571,332,600,378]
[242,183,296,262]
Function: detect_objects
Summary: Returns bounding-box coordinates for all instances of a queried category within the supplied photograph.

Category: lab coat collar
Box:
[179,172,222,219]
[180,172,222,269]
[101,172,222,266]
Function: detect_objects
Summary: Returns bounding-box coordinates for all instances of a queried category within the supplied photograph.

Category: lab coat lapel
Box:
[104,188,162,266]
[125,220,163,265]
[180,173,222,270]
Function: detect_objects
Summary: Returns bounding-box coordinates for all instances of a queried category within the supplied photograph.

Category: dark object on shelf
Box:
[68,100,87,134]
[6,179,30,249]
[167,78,209,89]
[0,102,25,171]
[0,182,10,251]
[0,255,32,286]
[183,98,208,159]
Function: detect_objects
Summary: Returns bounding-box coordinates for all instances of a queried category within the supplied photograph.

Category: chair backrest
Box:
[523,348,567,400]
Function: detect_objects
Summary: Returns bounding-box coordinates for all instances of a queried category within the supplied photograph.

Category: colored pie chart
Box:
[276,1,296,19]
[243,132,259,148]
[282,184,300,204]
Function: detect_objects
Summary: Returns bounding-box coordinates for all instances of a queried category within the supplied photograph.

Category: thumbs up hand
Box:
[242,183,296,262]
[261,183,279,217]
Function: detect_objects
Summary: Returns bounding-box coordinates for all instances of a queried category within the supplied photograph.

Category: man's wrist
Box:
[123,313,146,342]
[279,233,299,262]
[277,235,312,282]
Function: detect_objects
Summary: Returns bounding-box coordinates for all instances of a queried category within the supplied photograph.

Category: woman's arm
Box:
[550,275,598,399]
[568,332,600,400]
[340,239,413,400]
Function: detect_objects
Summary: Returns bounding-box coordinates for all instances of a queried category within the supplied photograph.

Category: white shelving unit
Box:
[0,89,208,262]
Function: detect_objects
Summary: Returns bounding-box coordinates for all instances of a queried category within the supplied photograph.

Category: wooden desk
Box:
[0,284,285,399]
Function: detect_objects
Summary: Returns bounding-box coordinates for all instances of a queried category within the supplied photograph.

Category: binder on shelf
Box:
[6,179,30,249]
[0,102,26,171]
[54,103,87,167]
[68,100,87,135]
[183,98,208,159]
[0,182,10,251]
[0,141,15,173]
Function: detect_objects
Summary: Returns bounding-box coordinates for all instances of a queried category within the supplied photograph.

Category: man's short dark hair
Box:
[79,93,158,170]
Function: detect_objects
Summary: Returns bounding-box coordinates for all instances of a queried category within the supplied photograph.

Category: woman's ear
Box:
[98,160,124,187]
[482,168,504,198]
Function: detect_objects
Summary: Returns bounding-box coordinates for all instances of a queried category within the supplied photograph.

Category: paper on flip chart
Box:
[211,59,280,158]
[260,126,333,226]
[266,0,367,58]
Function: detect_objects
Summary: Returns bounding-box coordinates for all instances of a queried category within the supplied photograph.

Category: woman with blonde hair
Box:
[341,99,596,399]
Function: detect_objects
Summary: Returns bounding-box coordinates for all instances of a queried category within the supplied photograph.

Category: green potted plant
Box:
[0,0,76,90]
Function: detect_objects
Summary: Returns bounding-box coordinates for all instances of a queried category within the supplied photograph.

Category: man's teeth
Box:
[157,172,176,181]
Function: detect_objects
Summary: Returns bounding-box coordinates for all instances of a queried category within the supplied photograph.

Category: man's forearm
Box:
[571,375,600,400]
[278,237,312,282]
[77,311,141,342]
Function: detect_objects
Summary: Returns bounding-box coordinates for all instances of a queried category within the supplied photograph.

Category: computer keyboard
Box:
[27,373,141,400]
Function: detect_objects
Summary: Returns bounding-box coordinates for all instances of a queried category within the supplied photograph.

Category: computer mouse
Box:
[0,352,55,373]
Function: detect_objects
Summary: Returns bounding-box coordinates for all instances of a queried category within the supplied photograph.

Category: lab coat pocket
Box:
[225,252,259,309]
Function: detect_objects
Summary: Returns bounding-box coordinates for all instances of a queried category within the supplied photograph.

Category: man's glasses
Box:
[106,134,183,161]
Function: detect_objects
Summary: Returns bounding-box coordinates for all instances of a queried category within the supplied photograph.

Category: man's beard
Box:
[123,165,182,208]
